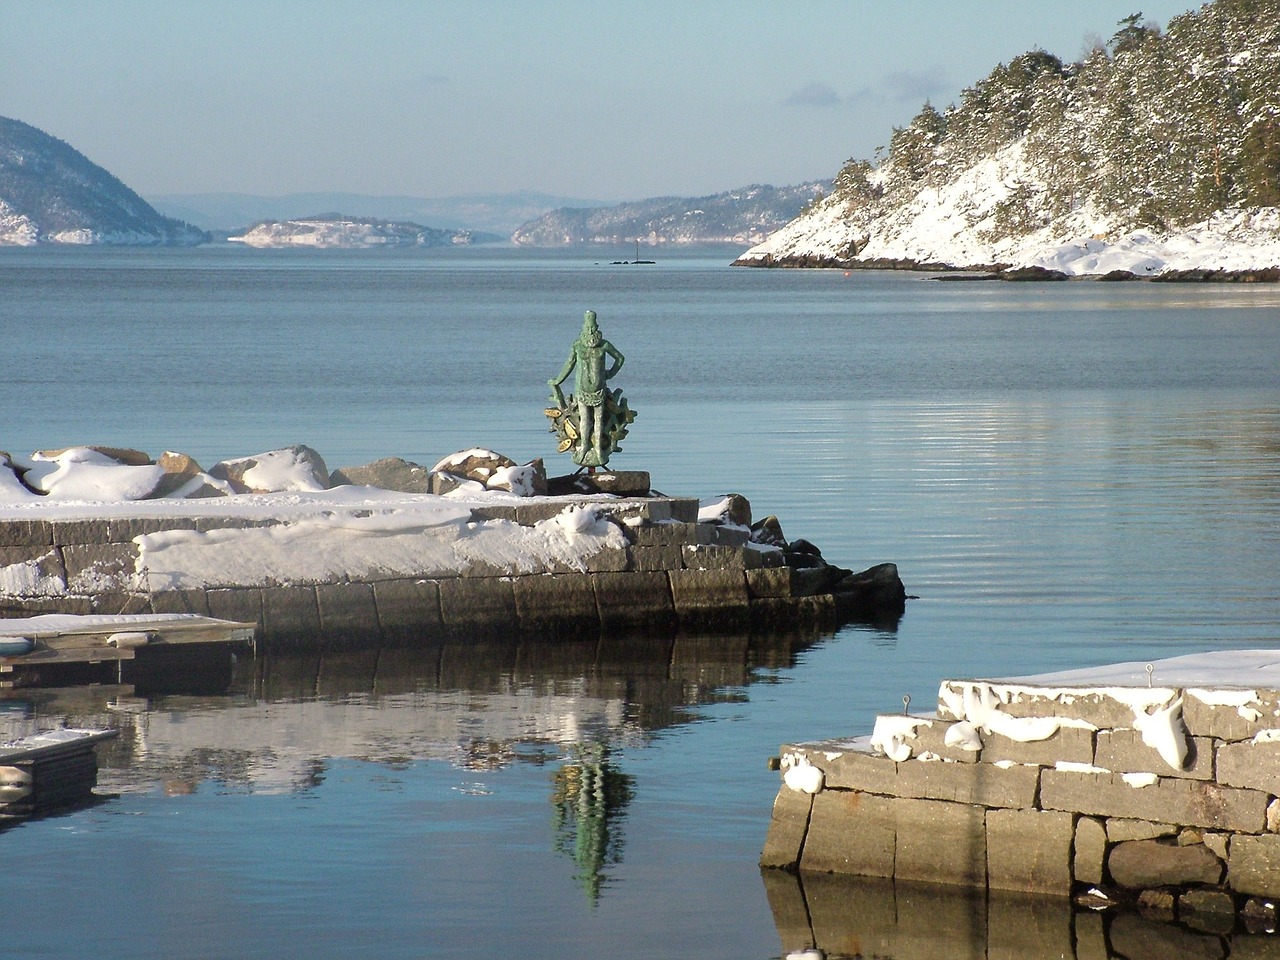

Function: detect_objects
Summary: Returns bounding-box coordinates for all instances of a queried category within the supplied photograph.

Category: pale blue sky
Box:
[3,1,1198,201]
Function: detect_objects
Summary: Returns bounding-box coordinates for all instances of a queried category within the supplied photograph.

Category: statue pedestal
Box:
[548,470,651,497]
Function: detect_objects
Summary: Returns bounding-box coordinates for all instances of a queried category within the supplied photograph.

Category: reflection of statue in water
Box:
[546,310,636,469]
[550,742,634,903]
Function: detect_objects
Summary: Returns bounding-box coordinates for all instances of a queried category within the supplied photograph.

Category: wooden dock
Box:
[0,728,119,820]
[0,614,256,689]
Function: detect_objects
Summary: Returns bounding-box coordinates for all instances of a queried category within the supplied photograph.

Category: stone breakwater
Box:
[0,495,905,651]
[763,658,1280,932]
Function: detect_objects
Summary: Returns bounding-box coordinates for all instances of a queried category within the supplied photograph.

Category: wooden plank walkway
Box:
[0,614,256,687]
[0,728,119,819]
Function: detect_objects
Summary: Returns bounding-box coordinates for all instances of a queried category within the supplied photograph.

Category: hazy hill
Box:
[738,0,1280,276]
[228,216,502,249]
[511,182,829,247]
[0,116,207,246]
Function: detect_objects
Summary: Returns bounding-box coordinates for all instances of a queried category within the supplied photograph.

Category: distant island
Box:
[228,216,502,249]
[511,182,828,247]
[736,0,1280,278]
[0,116,207,246]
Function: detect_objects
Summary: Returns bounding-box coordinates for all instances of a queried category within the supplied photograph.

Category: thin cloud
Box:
[782,82,842,108]
[882,68,947,102]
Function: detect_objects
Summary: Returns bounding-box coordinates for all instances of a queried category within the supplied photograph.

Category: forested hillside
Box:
[739,0,1280,275]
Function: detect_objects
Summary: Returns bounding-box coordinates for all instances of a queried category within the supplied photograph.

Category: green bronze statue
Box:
[547,310,636,469]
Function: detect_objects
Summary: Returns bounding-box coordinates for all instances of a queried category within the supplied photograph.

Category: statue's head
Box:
[582,310,598,333]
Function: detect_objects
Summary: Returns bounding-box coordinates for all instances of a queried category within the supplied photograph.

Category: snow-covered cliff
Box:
[228,216,498,249]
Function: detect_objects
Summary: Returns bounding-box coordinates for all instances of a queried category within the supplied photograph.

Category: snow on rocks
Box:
[210,445,330,494]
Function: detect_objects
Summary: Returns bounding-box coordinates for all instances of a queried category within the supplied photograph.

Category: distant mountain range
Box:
[149,191,614,237]
[1,112,821,252]
[738,0,1280,277]
[0,116,207,246]
[511,182,828,247]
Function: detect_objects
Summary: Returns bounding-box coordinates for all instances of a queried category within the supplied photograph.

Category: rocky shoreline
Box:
[731,252,1280,282]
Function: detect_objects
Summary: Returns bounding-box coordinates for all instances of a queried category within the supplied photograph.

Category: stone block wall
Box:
[1,497,842,648]
[763,676,1280,924]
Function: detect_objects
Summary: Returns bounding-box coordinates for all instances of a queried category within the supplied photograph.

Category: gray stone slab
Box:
[438,576,517,631]
[788,743,900,794]
[983,808,1075,901]
[62,542,138,593]
[629,521,697,547]
[1041,768,1269,832]
[148,588,212,616]
[894,755,1040,809]
[895,797,987,887]
[1106,817,1179,842]
[467,505,519,523]
[372,578,442,636]
[627,545,684,572]
[1095,727,1214,780]
[52,517,174,545]
[511,501,573,525]
[895,718,980,764]
[681,543,760,570]
[583,545,629,573]
[0,546,66,593]
[759,783,813,870]
[1185,689,1280,742]
[1074,816,1107,885]
[985,808,1074,895]
[745,566,795,599]
[316,581,380,640]
[206,588,264,630]
[261,584,321,646]
[981,725,1094,767]
[937,682,1141,729]
[90,591,151,615]
[668,567,749,613]
[801,789,896,877]
[695,523,751,547]
[512,574,598,627]
[1218,740,1280,795]
[1109,838,1225,889]
[1230,835,1280,898]
[666,499,699,523]
[0,595,92,617]
[0,520,53,547]
[592,571,674,628]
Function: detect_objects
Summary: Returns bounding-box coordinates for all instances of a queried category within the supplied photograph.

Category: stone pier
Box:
[763,653,1280,930]
[0,493,905,650]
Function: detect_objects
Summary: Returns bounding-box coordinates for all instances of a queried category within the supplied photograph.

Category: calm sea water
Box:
[2,245,1279,959]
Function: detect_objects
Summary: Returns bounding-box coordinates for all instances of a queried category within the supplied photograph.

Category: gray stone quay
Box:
[0,493,905,650]
[763,656,1280,931]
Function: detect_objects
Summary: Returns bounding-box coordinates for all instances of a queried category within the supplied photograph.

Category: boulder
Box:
[1108,839,1224,889]
[750,515,787,547]
[330,457,432,493]
[700,494,752,527]
[832,563,908,618]
[149,451,209,498]
[486,459,548,497]
[1000,266,1069,281]
[430,448,515,485]
[36,445,152,465]
[210,445,330,493]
